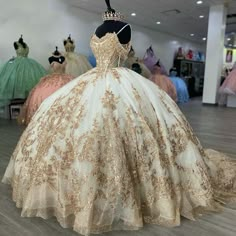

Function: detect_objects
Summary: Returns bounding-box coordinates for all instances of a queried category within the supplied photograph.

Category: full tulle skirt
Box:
[0,57,46,106]
[149,74,177,102]
[2,67,236,235]
[18,73,74,125]
[218,69,236,105]
[170,76,189,103]
[64,52,92,77]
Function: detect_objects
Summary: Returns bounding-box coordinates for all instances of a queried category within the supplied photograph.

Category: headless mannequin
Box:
[63,35,73,46]
[14,35,27,50]
[48,47,65,64]
[48,47,66,74]
[95,0,131,44]
[95,21,131,44]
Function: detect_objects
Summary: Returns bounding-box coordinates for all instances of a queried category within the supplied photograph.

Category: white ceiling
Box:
[65,0,236,43]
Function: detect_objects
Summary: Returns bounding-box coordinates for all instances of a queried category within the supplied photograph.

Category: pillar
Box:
[202,4,227,104]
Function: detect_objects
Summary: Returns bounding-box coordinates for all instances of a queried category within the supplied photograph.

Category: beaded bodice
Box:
[90,32,131,70]
[64,42,75,52]
[15,42,29,57]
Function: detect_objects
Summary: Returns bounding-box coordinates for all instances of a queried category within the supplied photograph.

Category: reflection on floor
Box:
[0,98,236,236]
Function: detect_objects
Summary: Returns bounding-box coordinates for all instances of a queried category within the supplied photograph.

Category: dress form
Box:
[95,20,131,44]
[95,0,131,44]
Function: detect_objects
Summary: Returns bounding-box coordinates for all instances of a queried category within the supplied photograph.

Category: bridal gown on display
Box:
[63,35,92,77]
[2,24,236,235]
[125,47,151,78]
[18,50,74,125]
[0,37,46,106]
[219,63,236,105]
[143,46,168,76]
[169,69,189,104]
[150,73,177,102]
[149,62,177,102]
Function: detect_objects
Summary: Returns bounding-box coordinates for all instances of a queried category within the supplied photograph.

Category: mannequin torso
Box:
[95,20,131,44]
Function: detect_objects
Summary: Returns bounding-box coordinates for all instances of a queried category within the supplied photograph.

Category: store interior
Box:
[0,0,236,236]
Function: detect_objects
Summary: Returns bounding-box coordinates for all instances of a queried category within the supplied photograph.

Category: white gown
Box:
[63,40,92,77]
[2,25,236,236]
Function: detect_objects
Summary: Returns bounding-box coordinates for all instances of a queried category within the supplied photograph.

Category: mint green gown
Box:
[0,43,46,106]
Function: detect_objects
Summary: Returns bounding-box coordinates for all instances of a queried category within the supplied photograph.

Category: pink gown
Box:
[150,74,177,102]
[218,68,236,105]
[18,66,74,125]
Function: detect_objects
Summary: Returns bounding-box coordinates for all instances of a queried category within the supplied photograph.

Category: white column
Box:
[202,4,227,104]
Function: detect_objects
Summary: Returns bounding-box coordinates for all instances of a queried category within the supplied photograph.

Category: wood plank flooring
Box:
[0,98,236,236]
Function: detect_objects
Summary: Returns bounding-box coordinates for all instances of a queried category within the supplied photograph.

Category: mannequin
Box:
[150,61,177,102]
[125,46,151,78]
[62,35,92,76]
[3,0,236,234]
[169,67,189,103]
[143,46,168,75]
[0,35,46,106]
[95,0,131,44]
[49,46,65,65]
[13,35,27,50]
[18,47,73,125]
[63,34,73,46]
[219,61,236,105]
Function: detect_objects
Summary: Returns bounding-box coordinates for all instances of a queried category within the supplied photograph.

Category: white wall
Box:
[0,0,205,70]
[131,27,205,72]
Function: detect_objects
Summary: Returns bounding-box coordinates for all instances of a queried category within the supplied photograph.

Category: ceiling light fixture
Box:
[190,34,194,36]
[202,37,206,41]
[227,38,231,41]
[131,13,136,16]
[229,44,233,47]
[199,15,204,18]
[196,1,203,4]
[156,21,161,24]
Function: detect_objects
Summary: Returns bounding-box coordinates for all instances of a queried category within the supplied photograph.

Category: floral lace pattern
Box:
[2,33,236,236]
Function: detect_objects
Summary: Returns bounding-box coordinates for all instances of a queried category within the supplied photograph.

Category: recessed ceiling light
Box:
[199,15,204,18]
[196,1,203,4]
[190,34,194,36]
[227,38,231,41]
[131,13,136,16]
[202,37,206,41]
[156,21,161,24]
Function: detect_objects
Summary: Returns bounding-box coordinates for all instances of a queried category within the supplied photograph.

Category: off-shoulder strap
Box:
[116,24,131,35]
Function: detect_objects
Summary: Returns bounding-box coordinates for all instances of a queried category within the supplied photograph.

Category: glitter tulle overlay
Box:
[3,31,236,235]
[0,44,46,106]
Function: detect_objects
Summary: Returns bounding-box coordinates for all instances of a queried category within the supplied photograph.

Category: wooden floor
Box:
[0,98,236,236]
